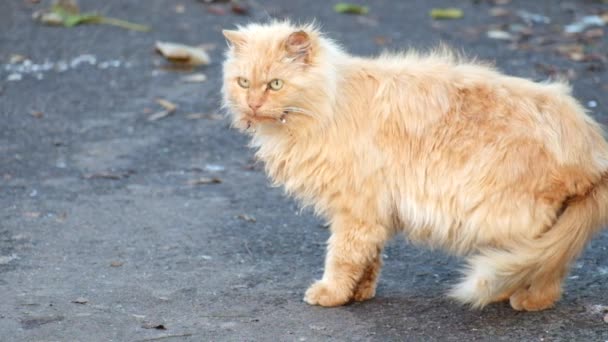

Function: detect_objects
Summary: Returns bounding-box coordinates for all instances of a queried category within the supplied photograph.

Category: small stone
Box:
[204,164,225,172]
[588,100,598,108]
[7,73,22,81]
[487,30,513,40]
[72,297,89,304]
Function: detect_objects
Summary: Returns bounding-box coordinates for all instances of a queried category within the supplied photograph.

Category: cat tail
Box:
[449,174,608,309]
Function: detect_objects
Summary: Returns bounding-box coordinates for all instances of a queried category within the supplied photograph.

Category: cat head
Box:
[221,21,340,136]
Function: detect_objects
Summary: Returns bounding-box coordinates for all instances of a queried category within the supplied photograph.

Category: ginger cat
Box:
[221,21,608,311]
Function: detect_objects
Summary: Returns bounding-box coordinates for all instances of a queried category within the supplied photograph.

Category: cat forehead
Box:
[227,46,292,75]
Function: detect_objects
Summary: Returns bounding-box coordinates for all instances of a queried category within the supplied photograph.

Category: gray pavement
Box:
[1,0,608,341]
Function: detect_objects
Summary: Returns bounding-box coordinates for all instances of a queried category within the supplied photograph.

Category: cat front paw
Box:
[303,280,351,307]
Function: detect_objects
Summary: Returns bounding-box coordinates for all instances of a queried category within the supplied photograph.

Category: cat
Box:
[221,21,608,311]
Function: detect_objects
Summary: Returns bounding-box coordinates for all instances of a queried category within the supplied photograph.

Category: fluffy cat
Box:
[221,21,608,311]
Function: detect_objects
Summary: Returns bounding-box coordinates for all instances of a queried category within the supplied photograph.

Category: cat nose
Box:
[248,102,262,112]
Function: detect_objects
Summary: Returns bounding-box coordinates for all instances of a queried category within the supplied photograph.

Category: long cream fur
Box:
[221,21,608,311]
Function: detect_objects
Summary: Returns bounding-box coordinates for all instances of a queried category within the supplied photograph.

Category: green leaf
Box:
[429,8,463,20]
[49,3,149,31]
[334,3,369,15]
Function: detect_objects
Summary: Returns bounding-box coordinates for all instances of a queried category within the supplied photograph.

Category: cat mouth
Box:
[244,113,278,122]
[243,111,288,124]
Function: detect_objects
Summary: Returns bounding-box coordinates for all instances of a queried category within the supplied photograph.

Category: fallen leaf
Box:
[110,261,124,267]
[334,3,369,15]
[231,1,249,15]
[556,44,585,61]
[181,73,207,83]
[72,297,88,304]
[430,8,463,20]
[9,54,27,64]
[583,28,604,40]
[142,322,167,330]
[489,7,510,17]
[23,211,41,218]
[188,177,222,185]
[206,5,226,15]
[155,41,211,66]
[30,110,44,118]
[34,0,150,31]
[83,170,133,179]
[237,214,256,222]
[148,98,177,121]
[56,211,68,222]
[156,98,177,112]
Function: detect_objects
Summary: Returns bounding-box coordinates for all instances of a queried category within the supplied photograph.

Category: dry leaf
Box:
[148,99,177,121]
[207,5,226,15]
[583,28,604,40]
[237,214,256,222]
[56,211,68,222]
[155,41,211,66]
[489,7,510,17]
[142,322,167,330]
[9,54,26,64]
[556,44,585,61]
[188,177,222,185]
[23,211,41,218]
[30,111,44,118]
[156,98,177,111]
[231,2,249,15]
[110,261,124,267]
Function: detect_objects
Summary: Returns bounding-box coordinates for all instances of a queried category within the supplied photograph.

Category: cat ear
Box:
[222,30,246,48]
[285,31,312,63]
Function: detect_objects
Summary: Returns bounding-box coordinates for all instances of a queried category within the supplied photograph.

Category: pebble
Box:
[487,30,513,40]
[2,55,132,81]
[7,73,22,81]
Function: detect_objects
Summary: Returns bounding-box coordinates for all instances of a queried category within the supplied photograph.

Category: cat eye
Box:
[237,77,250,88]
[268,79,283,91]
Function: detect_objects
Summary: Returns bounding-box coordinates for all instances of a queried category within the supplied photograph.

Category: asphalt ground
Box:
[1,0,608,341]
